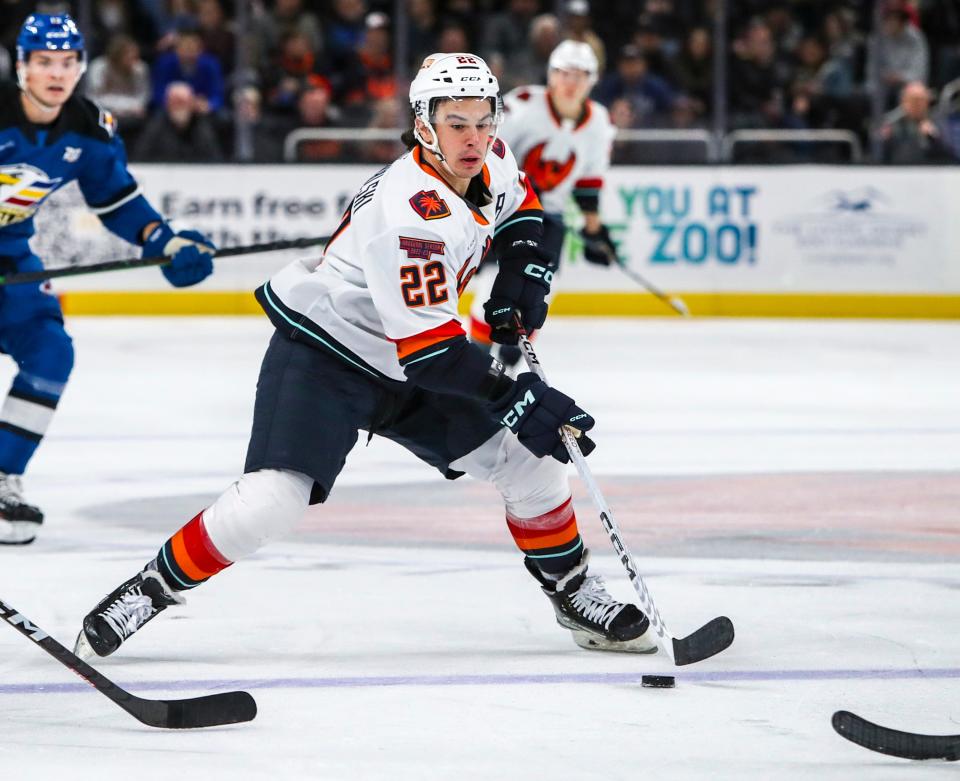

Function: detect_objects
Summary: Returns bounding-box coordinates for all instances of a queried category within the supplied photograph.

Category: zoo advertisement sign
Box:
[34,164,959,295]
[582,166,956,294]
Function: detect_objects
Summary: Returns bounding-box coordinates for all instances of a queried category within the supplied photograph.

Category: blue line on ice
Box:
[2,667,959,695]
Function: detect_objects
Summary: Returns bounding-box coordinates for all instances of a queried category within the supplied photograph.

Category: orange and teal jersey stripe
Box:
[393,319,466,366]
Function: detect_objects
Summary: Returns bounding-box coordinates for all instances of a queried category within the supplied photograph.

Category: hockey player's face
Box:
[548,68,592,104]
[22,51,82,107]
[431,99,496,180]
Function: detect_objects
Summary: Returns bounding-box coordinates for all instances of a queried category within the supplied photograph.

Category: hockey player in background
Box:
[469,40,618,368]
[0,15,216,544]
[74,53,656,661]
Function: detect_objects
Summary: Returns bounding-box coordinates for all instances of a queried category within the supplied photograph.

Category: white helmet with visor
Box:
[408,53,502,162]
[548,40,599,86]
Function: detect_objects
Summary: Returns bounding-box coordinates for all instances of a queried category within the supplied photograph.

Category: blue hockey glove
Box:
[143,223,216,288]
[489,372,596,463]
[580,224,616,266]
[483,240,553,345]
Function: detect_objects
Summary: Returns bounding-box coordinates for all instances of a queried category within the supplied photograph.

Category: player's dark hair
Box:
[401,107,417,149]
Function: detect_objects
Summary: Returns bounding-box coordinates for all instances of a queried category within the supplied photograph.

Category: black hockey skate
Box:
[0,472,44,545]
[526,549,657,653]
[74,561,183,659]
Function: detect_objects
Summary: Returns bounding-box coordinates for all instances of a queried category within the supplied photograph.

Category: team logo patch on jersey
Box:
[63,146,82,163]
[0,164,62,227]
[98,107,117,137]
[409,190,451,221]
[523,142,576,193]
[399,236,446,261]
[490,138,506,159]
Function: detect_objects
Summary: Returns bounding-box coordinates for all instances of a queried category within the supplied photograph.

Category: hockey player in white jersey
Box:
[74,53,656,660]
[469,40,618,365]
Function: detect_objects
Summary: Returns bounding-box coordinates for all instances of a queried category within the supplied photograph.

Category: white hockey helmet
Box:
[548,40,599,85]
[409,52,501,160]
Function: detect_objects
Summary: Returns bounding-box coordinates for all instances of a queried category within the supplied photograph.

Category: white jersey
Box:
[499,84,615,215]
[260,141,542,382]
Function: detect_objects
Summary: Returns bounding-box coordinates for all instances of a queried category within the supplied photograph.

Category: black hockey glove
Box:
[483,240,553,345]
[580,224,617,266]
[489,372,596,463]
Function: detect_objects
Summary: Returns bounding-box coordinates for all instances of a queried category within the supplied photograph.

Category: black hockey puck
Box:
[641,675,675,688]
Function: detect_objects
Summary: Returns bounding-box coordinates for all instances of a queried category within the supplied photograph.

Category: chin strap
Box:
[18,87,59,115]
[414,124,461,181]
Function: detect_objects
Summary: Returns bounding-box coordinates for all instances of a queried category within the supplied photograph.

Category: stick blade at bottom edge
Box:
[832,710,960,761]
[137,691,258,729]
[672,616,734,666]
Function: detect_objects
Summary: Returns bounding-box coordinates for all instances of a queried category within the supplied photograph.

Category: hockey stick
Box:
[0,597,256,729]
[615,261,690,317]
[832,710,960,761]
[514,322,733,665]
[0,235,332,286]
[583,239,690,317]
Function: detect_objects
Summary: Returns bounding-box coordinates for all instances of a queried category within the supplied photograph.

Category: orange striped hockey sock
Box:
[157,511,232,590]
[506,498,583,575]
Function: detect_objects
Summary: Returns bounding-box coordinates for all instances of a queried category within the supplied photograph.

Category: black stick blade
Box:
[147,691,258,729]
[832,710,960,761]
[0,596,257,730]
[672,616,734,666]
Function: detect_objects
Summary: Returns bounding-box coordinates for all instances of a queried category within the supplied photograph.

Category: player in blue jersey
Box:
[0,14,216,544]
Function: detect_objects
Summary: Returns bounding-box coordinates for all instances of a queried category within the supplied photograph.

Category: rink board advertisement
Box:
[31,164,960,317]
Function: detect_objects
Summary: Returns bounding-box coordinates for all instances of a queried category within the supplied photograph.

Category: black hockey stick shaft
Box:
[832,710,960,761]
[0,597,256,728]
[513,322,733,665]
[0,235,332,286]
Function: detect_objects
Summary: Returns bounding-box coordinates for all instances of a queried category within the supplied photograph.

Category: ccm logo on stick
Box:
[0,604,47,641]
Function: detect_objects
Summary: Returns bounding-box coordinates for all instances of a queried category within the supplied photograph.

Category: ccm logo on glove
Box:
[489,373,596,463]
[500,388,536,428]
[524,263,553,283]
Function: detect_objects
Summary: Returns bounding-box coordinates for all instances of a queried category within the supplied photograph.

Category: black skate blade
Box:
[144,691,258,729]
[671,616,734,666]
[832,710,960,761]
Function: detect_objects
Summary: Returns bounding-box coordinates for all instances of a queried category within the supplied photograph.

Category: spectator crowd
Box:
[2,0,958,164]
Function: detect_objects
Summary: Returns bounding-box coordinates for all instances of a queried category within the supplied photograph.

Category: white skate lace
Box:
[569,576,623,630]
[101,585,159,640]
[0,474,25,503]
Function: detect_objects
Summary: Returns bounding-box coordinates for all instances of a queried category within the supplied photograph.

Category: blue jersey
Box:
[0,80,161,261]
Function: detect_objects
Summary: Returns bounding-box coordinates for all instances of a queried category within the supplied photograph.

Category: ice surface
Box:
[0,316,958,780]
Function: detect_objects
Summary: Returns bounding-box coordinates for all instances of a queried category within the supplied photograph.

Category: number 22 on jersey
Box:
[400,262,448,307]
